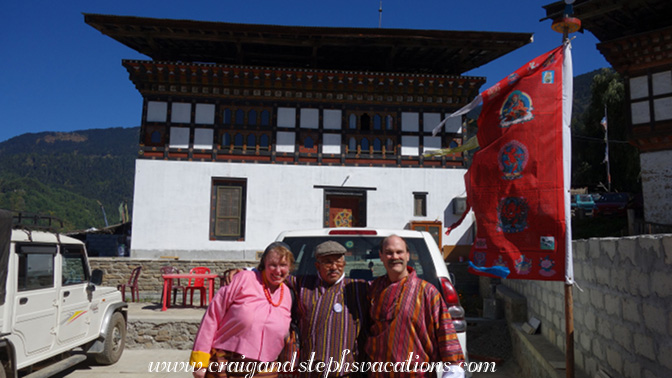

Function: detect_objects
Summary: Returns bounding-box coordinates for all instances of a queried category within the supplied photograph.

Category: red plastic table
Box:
[161,273,219,311]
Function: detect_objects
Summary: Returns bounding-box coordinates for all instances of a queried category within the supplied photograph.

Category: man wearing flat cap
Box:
[283,240,369,378]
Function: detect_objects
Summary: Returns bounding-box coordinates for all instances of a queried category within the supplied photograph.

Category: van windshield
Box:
[281,235,439,287]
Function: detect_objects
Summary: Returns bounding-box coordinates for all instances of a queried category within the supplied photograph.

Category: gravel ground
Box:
[466,318,513,362]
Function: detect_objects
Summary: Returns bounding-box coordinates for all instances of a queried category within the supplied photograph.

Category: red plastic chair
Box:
[160,266,185,306]
[183,266,211,307]
[117,266,142,302]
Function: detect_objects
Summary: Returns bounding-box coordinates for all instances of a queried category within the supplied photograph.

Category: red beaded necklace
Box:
[262,274,283,307]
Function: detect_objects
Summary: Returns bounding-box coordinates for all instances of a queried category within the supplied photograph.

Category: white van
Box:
[0,210,127,378]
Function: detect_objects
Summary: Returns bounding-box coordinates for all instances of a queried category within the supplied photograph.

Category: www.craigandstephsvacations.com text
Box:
[148,350,498,377]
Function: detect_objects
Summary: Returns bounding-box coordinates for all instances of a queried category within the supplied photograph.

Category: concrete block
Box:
[633,332,656,361]
[658,343,672,371]
[617,237,638,266]
[623,360,642,378]
[588,336,600,358]
[642,303,666,334]
[595,266,611,286]
[585,310,597,332]
[606,346,624,376]
[638,236,662,259]
[663,236,672,265]
[588,238,602,259]
[623,299,641,324]
[604,293,621,317]
[612,267,629,293]
[602,239,617,262]
[574,239,587,261]
[628,269,651,297]
[583,264,595,283]
[614,324,632,349]
[598,320,613,340]
[651,270,672,298]
[589,288,605,309]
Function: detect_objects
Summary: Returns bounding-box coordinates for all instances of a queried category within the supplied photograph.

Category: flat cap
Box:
[314,240,347,258]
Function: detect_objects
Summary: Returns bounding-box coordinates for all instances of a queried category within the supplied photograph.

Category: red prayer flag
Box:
[464,44,573,282]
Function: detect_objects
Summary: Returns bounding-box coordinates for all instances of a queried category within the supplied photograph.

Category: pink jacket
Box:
[190,270,291,366]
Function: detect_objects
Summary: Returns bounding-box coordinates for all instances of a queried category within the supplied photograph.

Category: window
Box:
[223,109,232,124]
[360,114,371,131]
[150,131,161,144]
[261,110,270,126]
[324,191,367,228]
[373,138,382,152]
[260,134,270,149]
[62,245,88,286]
[210,179,247,240]
[414,192,427,217]
[248,110,258,126]
[222,133,231,147]
[234,133,244,148]
[373,114,382,130]
[361,138,370,152]
[247,134,256,147]
[629,70,672,124]
[349,114,357,129]
[304,136,314,149]
[348,137,357,153]
[235,110,245,125]
[17,245,55,291]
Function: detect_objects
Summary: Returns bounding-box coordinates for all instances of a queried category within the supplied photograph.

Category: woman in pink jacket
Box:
[190,242,294,378]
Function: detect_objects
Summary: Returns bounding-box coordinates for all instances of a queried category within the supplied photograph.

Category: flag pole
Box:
[604,105,611,192]
[551,1,580,377]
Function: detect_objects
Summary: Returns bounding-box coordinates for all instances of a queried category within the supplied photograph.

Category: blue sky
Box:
[1,0,609,143]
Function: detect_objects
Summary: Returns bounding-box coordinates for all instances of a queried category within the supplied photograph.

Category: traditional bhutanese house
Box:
[544,0,672,227]
[85,14,532,260]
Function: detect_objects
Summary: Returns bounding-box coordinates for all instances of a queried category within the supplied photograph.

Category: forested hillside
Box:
[0,127,139,230]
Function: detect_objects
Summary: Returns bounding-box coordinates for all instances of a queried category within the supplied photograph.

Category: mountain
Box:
[0,127,139,230]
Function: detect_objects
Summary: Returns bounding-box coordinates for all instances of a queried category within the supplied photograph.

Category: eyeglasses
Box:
[316,259,345,268]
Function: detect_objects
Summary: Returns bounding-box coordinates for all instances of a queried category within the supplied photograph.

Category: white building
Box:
[85,14,532,260]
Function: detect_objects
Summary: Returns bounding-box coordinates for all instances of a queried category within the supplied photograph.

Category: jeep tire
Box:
[94,312,126,365]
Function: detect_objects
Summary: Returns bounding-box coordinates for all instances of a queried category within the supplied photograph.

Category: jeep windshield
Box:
[280,235,440,289]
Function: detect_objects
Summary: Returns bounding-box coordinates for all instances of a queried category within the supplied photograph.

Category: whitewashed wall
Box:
[640,150,672,225]
[130,159,473,260]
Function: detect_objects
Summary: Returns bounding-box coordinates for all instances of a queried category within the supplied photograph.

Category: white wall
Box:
[640,150,672,225]
[130,159,473,260]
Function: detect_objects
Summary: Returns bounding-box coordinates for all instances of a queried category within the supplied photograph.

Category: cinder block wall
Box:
[89,258,257,300]
[503,234,672,378]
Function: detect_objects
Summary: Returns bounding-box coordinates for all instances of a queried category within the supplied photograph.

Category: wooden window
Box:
[373,138,382,152]
[349,114,357,129]
[248,110,258,126]
[414,192,427,217]
[247,134,256,148]
[360,114,371,131]
[261,110,270,126]
[373,114,382,130]
[260,134,270,149]
[210,179,247,240]
[235,109,245,125]
[223,109,232,124]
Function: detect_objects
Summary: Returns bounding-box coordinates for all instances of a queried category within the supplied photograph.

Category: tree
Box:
[572,68,640,193]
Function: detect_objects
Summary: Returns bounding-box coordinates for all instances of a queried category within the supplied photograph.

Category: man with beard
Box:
[366,235,464,378]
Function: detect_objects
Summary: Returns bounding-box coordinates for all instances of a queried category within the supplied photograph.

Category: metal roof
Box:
[84,13,532,75]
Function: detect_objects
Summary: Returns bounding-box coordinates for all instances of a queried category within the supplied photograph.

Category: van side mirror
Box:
[91,269,103,285]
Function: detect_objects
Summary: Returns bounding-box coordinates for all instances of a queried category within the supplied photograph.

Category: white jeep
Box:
[0,210,127,377]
